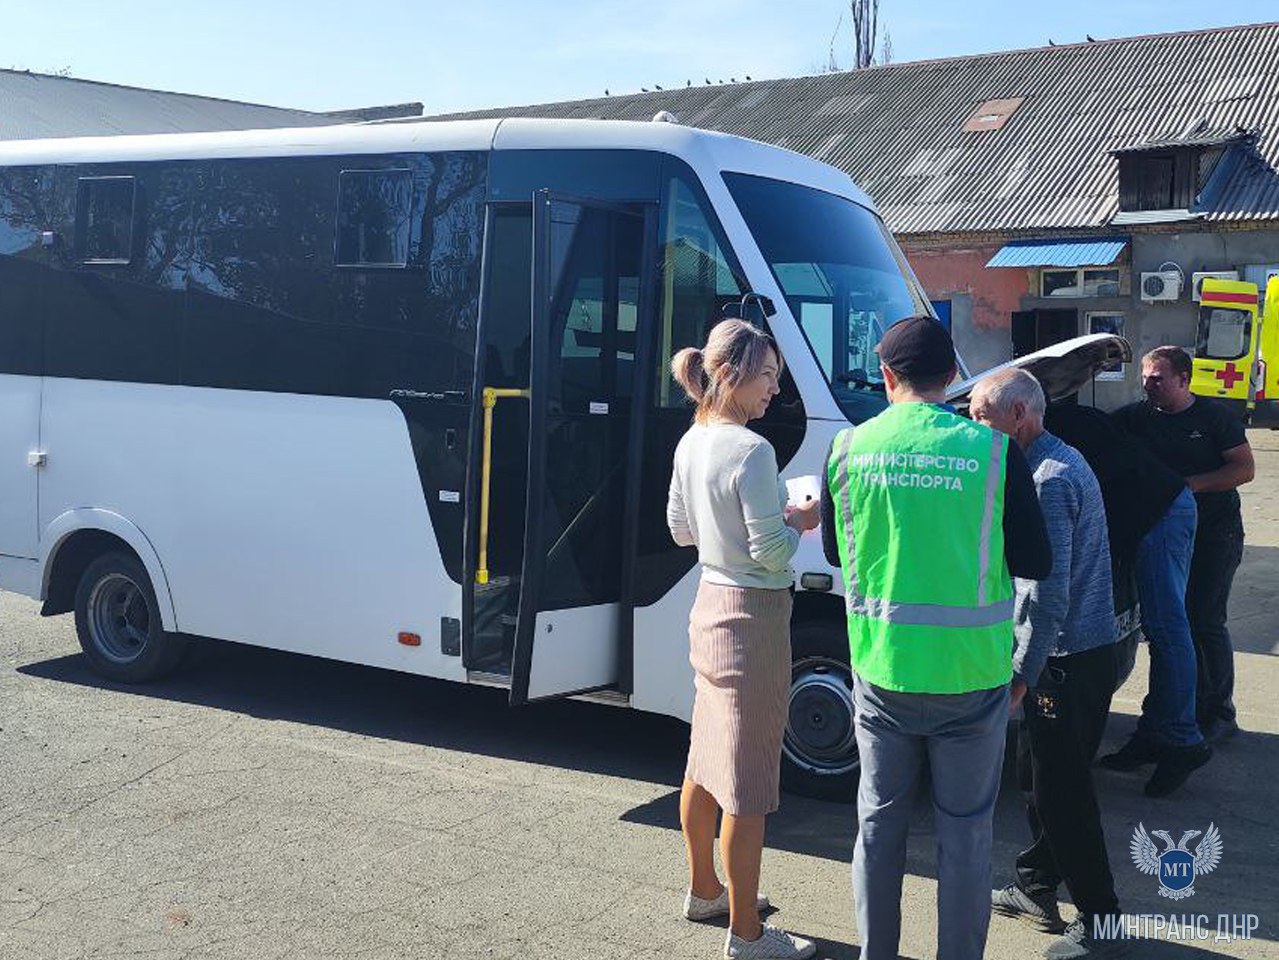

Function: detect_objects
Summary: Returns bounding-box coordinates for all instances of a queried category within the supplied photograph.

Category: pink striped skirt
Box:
[685,580,793,816]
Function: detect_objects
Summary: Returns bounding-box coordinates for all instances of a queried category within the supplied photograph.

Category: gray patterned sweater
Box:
[1014,431,1117,687]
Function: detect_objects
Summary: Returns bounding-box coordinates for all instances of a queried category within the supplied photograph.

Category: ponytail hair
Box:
[671,347,708,405]
[671,319,781,423]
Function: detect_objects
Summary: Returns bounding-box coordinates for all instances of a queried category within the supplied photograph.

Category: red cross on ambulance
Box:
[1215,363,1244,390]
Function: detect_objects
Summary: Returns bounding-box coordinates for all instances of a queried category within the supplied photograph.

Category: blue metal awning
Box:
[986,237,1129,268]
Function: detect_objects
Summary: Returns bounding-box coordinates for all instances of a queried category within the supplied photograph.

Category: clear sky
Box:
[3,1,1274,115]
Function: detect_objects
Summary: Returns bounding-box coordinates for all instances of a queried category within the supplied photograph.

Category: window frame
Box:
[75,175,138,265]
[653,174,748,410]
[1195,305,1252,362]
[1086,311,1126,380]
[333,167,414,269]
[1040,266,1121,298]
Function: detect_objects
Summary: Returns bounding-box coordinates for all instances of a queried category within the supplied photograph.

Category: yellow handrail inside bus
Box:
[477,386,530,585]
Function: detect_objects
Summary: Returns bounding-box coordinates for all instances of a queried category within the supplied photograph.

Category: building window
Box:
[76,176,136,263]
[1116,150,1203,212]
[1087,312,1126,380]
[335,169,413,267]
[1041,268,1120,298]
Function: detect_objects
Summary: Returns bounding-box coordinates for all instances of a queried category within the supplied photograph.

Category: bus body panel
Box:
[0,376,40,560]
[38,378,468,680]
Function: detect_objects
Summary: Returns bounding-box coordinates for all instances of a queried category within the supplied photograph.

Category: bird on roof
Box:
[605,89,610,96]
[686,79,692,86]
[1048,39,1056,46]
[705,77,712,84]
[1086,34,1096,42]
[641,87,649,92]
[745,75,752,81]
[656,84,663,90]
[730,77,737,83]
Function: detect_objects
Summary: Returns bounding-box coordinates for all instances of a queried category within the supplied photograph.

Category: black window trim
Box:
[76,174,138,266]
[333,166,415,270]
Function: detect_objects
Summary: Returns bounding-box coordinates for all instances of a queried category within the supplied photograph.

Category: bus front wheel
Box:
[74,552,187,683]
[781,623,859,803]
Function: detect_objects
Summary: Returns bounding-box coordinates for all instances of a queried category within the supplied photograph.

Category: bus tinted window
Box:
[335,169,412,267]
[654,177,745,408]
[725,173,929,424]
[77,176,135,263]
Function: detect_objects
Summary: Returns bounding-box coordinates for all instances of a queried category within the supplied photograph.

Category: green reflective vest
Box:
[827,402,1014,694]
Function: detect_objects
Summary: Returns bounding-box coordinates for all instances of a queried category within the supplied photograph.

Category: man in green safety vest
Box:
[819,317,1052,960]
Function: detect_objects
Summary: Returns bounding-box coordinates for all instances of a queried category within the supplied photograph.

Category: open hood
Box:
[946,334,1132,406]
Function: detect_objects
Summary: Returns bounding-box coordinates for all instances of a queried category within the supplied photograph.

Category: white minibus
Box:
[0,117,1129,799]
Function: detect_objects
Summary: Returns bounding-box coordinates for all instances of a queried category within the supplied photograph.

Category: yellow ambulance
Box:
[1192,275,1279,425]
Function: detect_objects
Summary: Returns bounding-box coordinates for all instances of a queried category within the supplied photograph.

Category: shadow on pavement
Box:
[1230,544,1278,656]
[19,637,691,788]
[18,638,1277,948]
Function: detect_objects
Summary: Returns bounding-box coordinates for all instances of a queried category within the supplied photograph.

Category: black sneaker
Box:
[1098,736,1161,772]
[1044,916,1130,959]
[1144,742,1213,797]
[991,882,1066,934]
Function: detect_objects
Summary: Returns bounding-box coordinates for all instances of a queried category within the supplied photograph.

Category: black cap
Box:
[876,316,956,379]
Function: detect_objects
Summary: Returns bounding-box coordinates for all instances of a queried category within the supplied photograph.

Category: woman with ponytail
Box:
[666,319,819,960]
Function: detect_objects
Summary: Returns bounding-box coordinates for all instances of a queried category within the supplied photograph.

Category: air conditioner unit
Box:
[1141,271,1182,303]
[1191,270,1240,301]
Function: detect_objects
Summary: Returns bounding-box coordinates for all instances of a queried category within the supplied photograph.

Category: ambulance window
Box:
[1197,306,1250,360]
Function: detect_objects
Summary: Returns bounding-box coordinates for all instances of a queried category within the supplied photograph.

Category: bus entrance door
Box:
[508,193,655,704]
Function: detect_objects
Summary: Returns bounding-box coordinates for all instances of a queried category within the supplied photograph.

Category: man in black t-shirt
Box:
[1046,401,1207,798]
[1114,346,1255,751]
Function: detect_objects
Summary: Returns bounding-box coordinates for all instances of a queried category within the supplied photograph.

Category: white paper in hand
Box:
[785,475,822,507]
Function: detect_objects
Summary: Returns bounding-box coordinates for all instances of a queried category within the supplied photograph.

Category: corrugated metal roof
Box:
[0,70,345,140]
[986,237,1128,267]
[1111,123,1255,153]
[429,22,1279,233]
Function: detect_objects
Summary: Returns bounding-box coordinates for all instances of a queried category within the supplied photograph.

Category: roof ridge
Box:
[0,67,322,116]
[427,21,1279,118]
[806,19,1279,76]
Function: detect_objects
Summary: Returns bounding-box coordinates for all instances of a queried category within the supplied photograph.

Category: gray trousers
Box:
[852,675,1009,960]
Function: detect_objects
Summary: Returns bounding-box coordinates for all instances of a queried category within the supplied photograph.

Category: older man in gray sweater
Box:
[970,369,1123,960]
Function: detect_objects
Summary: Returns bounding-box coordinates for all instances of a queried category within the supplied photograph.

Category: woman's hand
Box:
[784,499,820,533]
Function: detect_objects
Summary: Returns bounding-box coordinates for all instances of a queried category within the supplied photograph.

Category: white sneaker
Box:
[725,922,816,959]
[684,887,771,921]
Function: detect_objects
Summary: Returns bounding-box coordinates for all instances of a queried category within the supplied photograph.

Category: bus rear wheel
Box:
[781,623,859,803]
[74,552,186,683]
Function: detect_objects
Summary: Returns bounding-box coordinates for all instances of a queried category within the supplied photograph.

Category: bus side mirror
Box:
[722,293,776,323]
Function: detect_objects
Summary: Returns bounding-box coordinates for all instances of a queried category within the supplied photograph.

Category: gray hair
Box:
[972,368,1046,420]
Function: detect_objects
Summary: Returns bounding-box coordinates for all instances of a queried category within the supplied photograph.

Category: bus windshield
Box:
[724,173,931,422]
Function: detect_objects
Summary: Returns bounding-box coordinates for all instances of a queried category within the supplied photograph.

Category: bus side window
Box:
[335,169,412,268]
[76,176,136,264]
[654,177,744,408]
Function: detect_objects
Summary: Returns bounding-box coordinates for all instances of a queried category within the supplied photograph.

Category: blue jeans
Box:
[1134,487,1202,747]
[851,676,1008,960]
